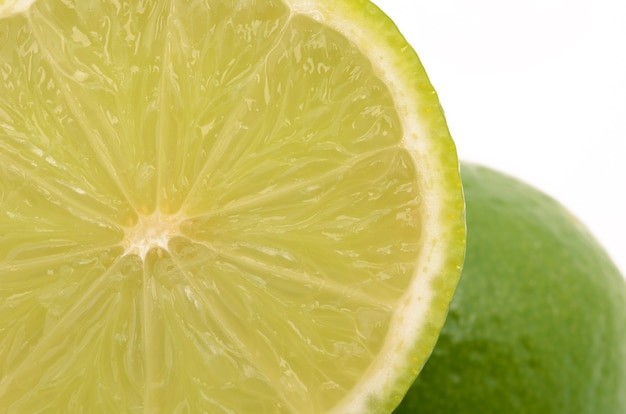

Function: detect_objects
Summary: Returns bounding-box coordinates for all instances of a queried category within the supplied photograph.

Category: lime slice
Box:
[0,1,464,412]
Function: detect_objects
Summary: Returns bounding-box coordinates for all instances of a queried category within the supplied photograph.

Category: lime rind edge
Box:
[286,0,466,412]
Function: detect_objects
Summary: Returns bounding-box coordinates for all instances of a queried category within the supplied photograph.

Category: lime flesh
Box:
[0,1,464,412]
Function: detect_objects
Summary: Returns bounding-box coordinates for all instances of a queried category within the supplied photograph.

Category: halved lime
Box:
[0,1,464,412]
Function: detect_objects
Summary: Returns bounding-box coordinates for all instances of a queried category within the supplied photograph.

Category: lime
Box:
[0,1,465,412]
[395,163,626,413]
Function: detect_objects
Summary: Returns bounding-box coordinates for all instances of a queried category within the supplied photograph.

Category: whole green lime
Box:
[394,163,626,413]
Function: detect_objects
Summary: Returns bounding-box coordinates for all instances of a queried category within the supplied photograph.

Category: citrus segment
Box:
[0,0,464,412]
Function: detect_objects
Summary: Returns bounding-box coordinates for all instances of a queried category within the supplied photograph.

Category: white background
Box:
[373,0,626,276]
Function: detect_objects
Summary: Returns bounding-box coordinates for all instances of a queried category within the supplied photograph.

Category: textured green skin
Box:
[394,163,626,413]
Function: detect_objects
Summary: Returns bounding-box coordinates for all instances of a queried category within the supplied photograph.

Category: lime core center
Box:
[123,212,182,259]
